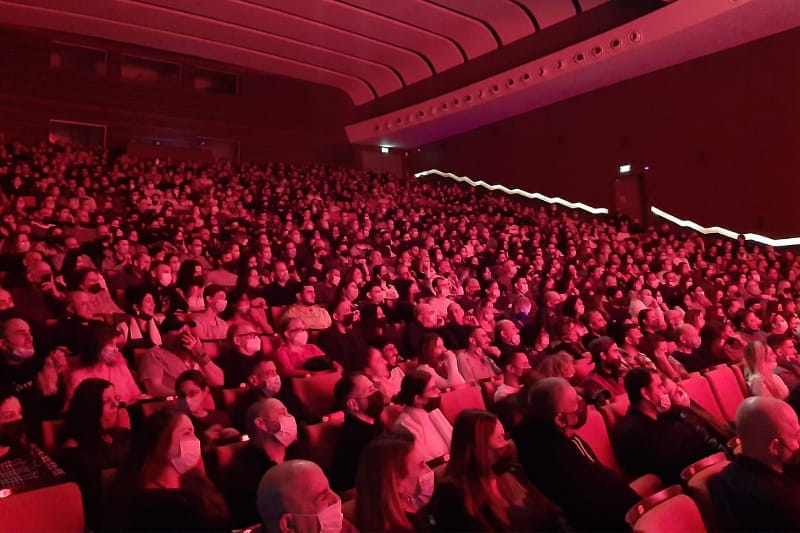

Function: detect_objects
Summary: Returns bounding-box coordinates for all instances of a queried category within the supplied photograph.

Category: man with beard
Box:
[581,309,607,347]
[582,336,626,405]
[316,299,367,371]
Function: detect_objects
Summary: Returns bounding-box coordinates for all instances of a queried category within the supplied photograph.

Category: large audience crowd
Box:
[2,140,800,531]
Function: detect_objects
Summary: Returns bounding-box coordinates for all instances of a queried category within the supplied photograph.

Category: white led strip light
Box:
[414,169,800,248]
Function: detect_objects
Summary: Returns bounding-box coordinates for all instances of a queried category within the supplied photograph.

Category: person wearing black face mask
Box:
[0,392,66,492]
[317,299,367,372]
[330,373,385,492]
[511,378,639,532]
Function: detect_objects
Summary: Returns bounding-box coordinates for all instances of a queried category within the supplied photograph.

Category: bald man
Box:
[710,397,800,531]
[257,460,354,533]
[512,377,639,532]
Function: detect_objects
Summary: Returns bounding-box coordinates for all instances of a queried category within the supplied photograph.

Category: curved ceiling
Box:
[0,0,613,105]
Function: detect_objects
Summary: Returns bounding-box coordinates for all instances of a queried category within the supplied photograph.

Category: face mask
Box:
[10,346,35,360]
[183,393,205,413]
[192,275,205,286]
[244,337,262,355]
[415,468,435,509]
[423,395,441,413]
[237,304,251,315]
[294,331,309,346]
[691,337,702,349]
[213,299,227,314]
[170,436,202,474]
[273,415,298,447]
[138,310,153,321]
[0,419,25,447]
[296,500,343,533]
[88,283,103,294]
[341,313,355,327]
[159,273,172,286]
[363,391,385,419]
[564,399,588,430]
[262,376,281,397]
[101,346,118,365]
[654,392,671,413]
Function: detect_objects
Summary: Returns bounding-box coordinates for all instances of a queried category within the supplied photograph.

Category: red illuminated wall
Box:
[0,27,356,165]
[408,28,800,238]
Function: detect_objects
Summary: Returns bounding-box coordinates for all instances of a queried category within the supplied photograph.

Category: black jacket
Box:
[511,419,639,532]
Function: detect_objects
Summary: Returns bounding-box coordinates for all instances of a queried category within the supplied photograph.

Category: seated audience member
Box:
[357,302,392,346]
[258,460,354,533]
[495,351,532,403]
[744,341,789,399]
[222,288,273,335]
[137,317,224,397]
[581,309,608,347]
[230,359,294,432]
[8,259,64,324]
[316,299,367,371]
[330,373,385,491]
[273,317,327,378]
[49,290,107,356]
[432,409,563,531]
[0,391,66,492]
[709,397,800,531]
[416,333,465,389]
[315,268,341,308]
[511,377,639,532]
[263,261,299,309]
[225,398,304,528]
[427,276,454,319]
[440,302,474,350]
[670,323,711,372]
[358,344,405,403]
[118,287,163,350]
[175,370,239,447]
[217,322,263,387]
[769,333,800,388]
[69,325,143,405]
[494,319,523,359]
[355,431,433,532]
[734,309,768,345]
[121,410,229,531]
[614,368,719,485]
[280,282,332,332]
[190,284,229,340]
[401,302,442,358]
[640,333,688,381]
[0,318,68,434]
[63,378,132,528]
[582,336,625,405]
[74,268,125,316]
[615,324,656,372]
[662,375,735,448]
[457,327,501,383]
[393,370,453,462]
[536,351,577,381]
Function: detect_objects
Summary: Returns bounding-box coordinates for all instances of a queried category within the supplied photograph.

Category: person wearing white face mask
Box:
[0,318,69,436]
[224,398,309,528]
[68,325,144,406]
[354,431,433,532]
[613,368,721,485]
[190,284,230,341]
[274,318,327,378]
[258,460,354,533]
[175,370,239,448]
[124,410,230,531]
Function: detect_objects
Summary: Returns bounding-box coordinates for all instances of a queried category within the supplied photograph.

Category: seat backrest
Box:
[0,482,84,533]
[600,395,630,435]
[140,398,178,418]
[380,403,404,428]
[630,492,706,533]
[305,411,346,477]
[704,366,745,424]
[291,371,342,419]
[221,385,248,410]
[575,408,622,474]
[40,419,67,456]
[730,363,749,396]
[439,384,485,424]
[212,439,250,487]
[680,374,726,424]
[684,457,729,531]
[479,376,503,409]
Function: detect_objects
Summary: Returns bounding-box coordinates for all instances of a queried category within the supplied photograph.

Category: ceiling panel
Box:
[517,0,577,29]
[427,0,536,45]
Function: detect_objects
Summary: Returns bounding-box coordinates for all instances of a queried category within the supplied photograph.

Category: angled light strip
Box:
[413,169,609,215]
[415,168,800,248]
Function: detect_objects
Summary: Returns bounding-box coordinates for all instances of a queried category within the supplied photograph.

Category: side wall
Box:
[0,27,356,165]
[408,28,800,237]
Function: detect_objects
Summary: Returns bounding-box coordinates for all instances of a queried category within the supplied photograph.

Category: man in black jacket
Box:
[330,373,384,491]
[710,396,800,531]
[614,368,718,485]
[511,377,639,532]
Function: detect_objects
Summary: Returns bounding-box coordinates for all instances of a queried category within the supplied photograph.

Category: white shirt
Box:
[494,383,519,403]
[393,406,452,462]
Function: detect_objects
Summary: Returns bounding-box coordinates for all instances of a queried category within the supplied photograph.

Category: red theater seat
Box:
[680,374,727,425]
[439,384,485,424]
[291,370,342,419]
[681,452,730,531]
[576,408,622,474]
[305,411,346,477]
[0,482,84,533]
[625,485,706,533]
[703,365,745,424]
